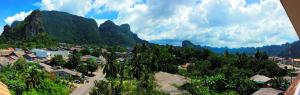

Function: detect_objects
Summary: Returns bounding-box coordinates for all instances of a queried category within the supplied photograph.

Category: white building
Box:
[31,49,70,60]
[47,51,70,60]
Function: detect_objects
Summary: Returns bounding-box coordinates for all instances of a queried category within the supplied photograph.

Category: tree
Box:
[80,49,91,55]
[77,64,88,75]
[90,80,110,95]
[25,63,45,89]
[66,50,81,69]
[86,58,99,75]
[50,55,66,66]
[0,61,70,95]
[102,52,118,94]
[14,57,26,70]
[187,61,212,76]
[224,49,229,57]
[103,52,118,79]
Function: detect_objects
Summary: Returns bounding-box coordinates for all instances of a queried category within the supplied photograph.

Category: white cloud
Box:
[38,0,93,16]
[4,0,297,48]
[0,27,3,34]
[92,0,138,13]
[4,11,32,25]
[110,0,298,48]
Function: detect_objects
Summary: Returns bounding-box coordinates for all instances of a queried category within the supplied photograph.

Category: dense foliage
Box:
[89,43,289,95]
[0,58,70,95]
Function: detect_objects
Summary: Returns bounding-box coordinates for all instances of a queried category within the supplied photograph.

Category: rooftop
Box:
[250,75,271,83]
[252,88,283,95]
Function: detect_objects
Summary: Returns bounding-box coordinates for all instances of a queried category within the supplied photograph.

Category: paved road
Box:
[70,68,105,95]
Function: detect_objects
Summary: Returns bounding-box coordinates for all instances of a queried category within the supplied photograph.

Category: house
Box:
[47,51,70,60]
[281,0,300,37]
[115,52,128,58]
[81,55,98,62]
[31,49,49,58]
[0,48,14,57]
[39,63,82,79]
[81,55,103,64]
[6,55,18,62]
[52,68,82,79]
[252,88,283,95]
[288,59,300,64]
[250,75,271,84]
[0,81,11,95]
[23,54,37,61]
[39,63,53,72]
[70,46,84,51]
[0,57,11,69]
[10,50,25,58]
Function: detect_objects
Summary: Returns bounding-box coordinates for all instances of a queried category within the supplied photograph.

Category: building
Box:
[252,88,283,95]
[39,63,82,79]
[10,50,25,58]
[250,75,271,84]
[31,49,49,58]
[0,57,11,69]
[281,0,300,94]
[0,48,14,57]
[6,55,18,62]
[47,51,70,60]
[52,68,82,79]
[285,74,300,95]
[0,81,11,95]
[23,54,37,61]
[70,46,84,51]
[81,55,98,62]
[281,0,300,38]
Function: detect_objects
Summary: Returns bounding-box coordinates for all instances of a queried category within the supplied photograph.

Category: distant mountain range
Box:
[182,40,300,58]
[1,10,147,47]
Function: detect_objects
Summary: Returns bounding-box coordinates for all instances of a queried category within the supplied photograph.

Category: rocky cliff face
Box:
[23,10,44,38]
[1,10,44,41]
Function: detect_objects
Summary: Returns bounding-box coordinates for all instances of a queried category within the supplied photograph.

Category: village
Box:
[0,45,132,95]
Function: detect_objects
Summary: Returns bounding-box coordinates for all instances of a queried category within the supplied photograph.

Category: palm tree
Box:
[25,63,44,89]
[90,80,110,95]
[103,52,118,94]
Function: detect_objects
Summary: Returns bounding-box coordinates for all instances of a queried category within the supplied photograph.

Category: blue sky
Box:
[0,0,298,48]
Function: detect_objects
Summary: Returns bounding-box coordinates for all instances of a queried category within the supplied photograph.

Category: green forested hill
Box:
[40,11,101,44]
[0,10,146,47]
[99,20,147,46]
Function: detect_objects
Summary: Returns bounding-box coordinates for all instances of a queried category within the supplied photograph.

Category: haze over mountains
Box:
[182,40,300,57]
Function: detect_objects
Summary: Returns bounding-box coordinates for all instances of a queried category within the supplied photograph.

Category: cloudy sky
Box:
[0,0,298,48]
